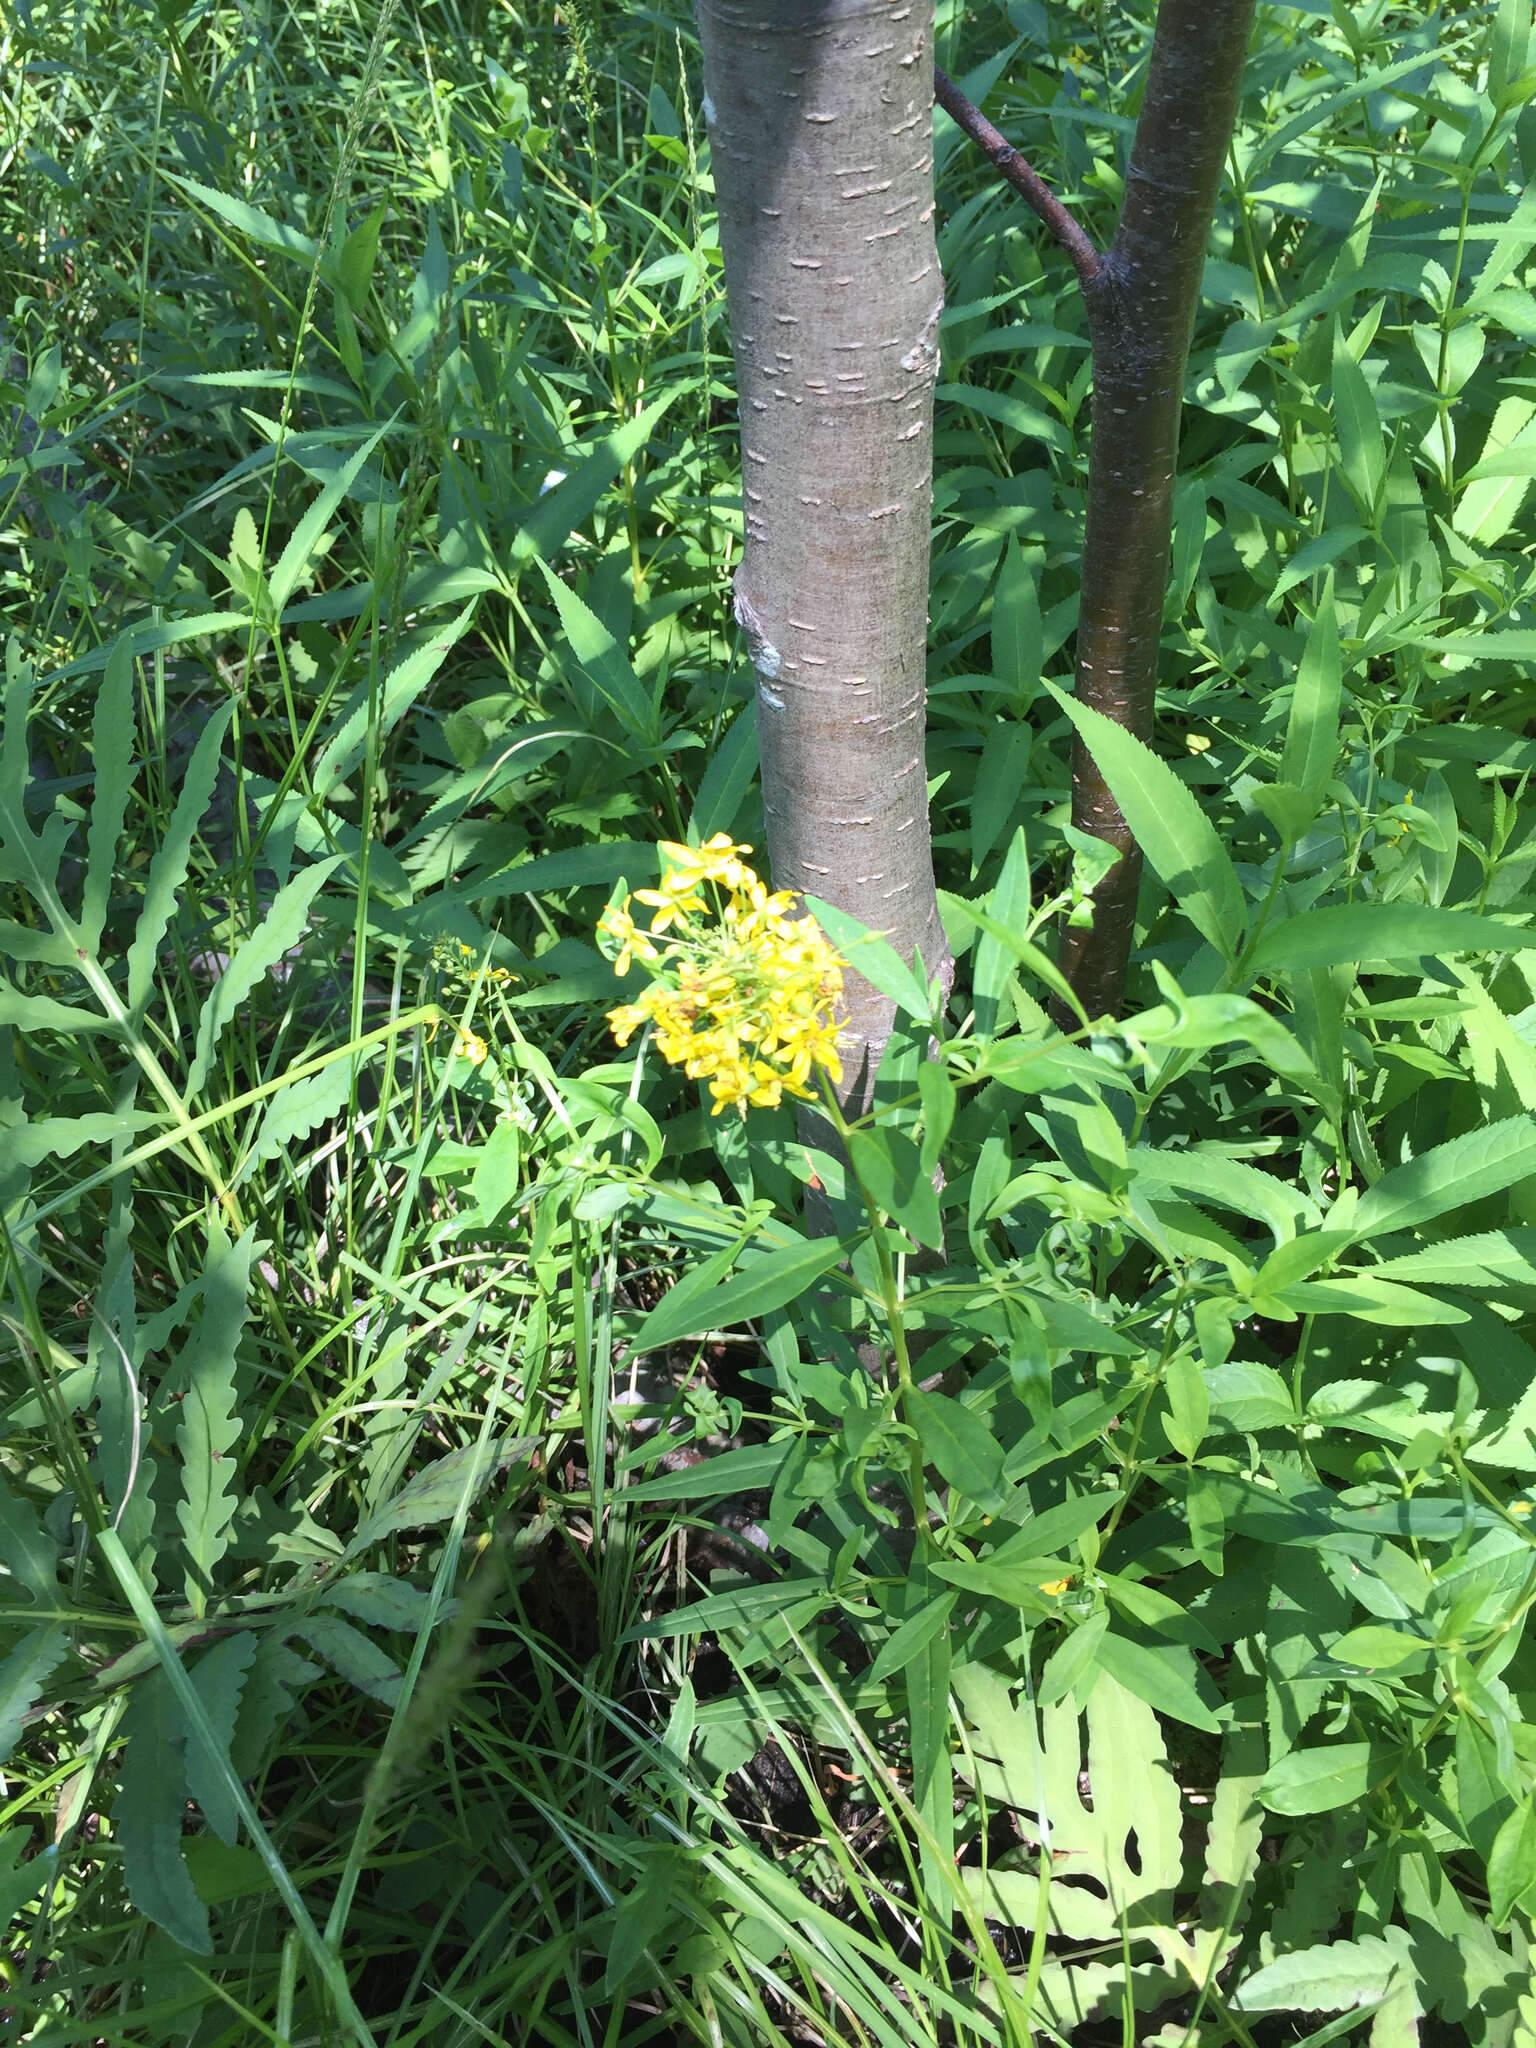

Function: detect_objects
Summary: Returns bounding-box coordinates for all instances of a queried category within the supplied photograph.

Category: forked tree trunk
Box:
[1054,0,1257,1016]
[938,0,1254,1020]
[696,0,952,1112]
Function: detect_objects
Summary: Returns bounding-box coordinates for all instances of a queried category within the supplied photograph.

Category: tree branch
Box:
[933,65,1102,292]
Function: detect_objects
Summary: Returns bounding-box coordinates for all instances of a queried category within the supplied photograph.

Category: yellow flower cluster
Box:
[597,835,846,1116]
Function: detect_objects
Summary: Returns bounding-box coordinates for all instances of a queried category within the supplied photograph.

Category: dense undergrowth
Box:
[5,0,1536,2041]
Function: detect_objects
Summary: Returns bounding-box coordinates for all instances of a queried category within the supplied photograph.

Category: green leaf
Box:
[1045,683,1246,964]
[624,1578,828,1641]
[619,1441,789,1502]
[972,826,1034,1035]
[1342,1116,1536,1243]
[869,1592,957,1687]
[334,203,386,316]
[115,1670,211,1954]
[311,605,477,804]
[1281,575,1342,799]
[512,390,681,570]
[907,1389,1008,1511]
[1234,1933,1410,2014]
[165,170,320,263]
[801,896,935,1020]
[1327,1625,1424,1669]
[847,1127,942,1251]
[0,1475,61,1604]
[1258,1741,1385,1814]
[176,1226,261,1614]
[186,857,344,1094]
[0,1828,58,1929]
[1037,1608,1109,1708]
[79,641,137,953]
[294,1612,401,1705]
[348,1434,537,1554]
[1331,321,1386,516]
[534,560,656,741]
[991,535,1041,705]
[631,1235,852,1353]
[319,1573,435,1632]
[1488,1799,1536,1926]
[1163,1351,1210,1460]
[688,699,758,843]
[185,1633,257,1844]
[269,419,393,616]
[1093,1631,1221,1733]
[124,699,237,1013]
[0,1625,69,1767]
[234,1052,368,1188]
[1247,902,1536,977]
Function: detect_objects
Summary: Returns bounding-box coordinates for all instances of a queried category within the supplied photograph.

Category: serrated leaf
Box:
[186,857,344,1093]
[631,1236,851,1353]
[233,1052,366,1188]
[1342,1116,1536,1243]
[319,1573,436,1632]
[311,605,476,805]
[0,1625,69,1766]
[115,1669,211,1954]
[176,1226,261,1613]
[534,561,654,741]
[125,699,237,1013]
[512,390,681,571]
[0,1473,61,1603]
[79,641,137,953]
[3,1110,158,1168]
[229,1639,320,1780]
[294,1612,401,1704]
[185,1633,257,1844]
[1248,902,1535,977]
[165,171,320,262]
[269,421,392,616]
[1234,1933,1409,2013]
[1368,1229,1536,1289]
[907,1389,1008,1511]
[348,1434,537,1554]
[1045,683,1246,963]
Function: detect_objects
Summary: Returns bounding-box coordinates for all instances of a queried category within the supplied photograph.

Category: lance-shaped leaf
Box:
[1046,683,1246,963]
[176,1226,262,1613]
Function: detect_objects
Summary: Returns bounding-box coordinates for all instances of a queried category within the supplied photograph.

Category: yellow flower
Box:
[1038,1578,1072,1597]
[598,848,846,1116]
[453,1028,490,1066]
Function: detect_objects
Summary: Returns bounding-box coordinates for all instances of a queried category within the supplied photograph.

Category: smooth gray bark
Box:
[696,0,952,1111]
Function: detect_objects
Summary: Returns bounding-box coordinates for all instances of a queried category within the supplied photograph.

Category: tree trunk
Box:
[695,0,952,1113]
[1053,0,1257,1017]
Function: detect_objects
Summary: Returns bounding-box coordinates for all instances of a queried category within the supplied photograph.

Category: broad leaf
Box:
[1046,683,1246,963]
[631,1235,853,1352]
[1341,1116,1536,1242]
